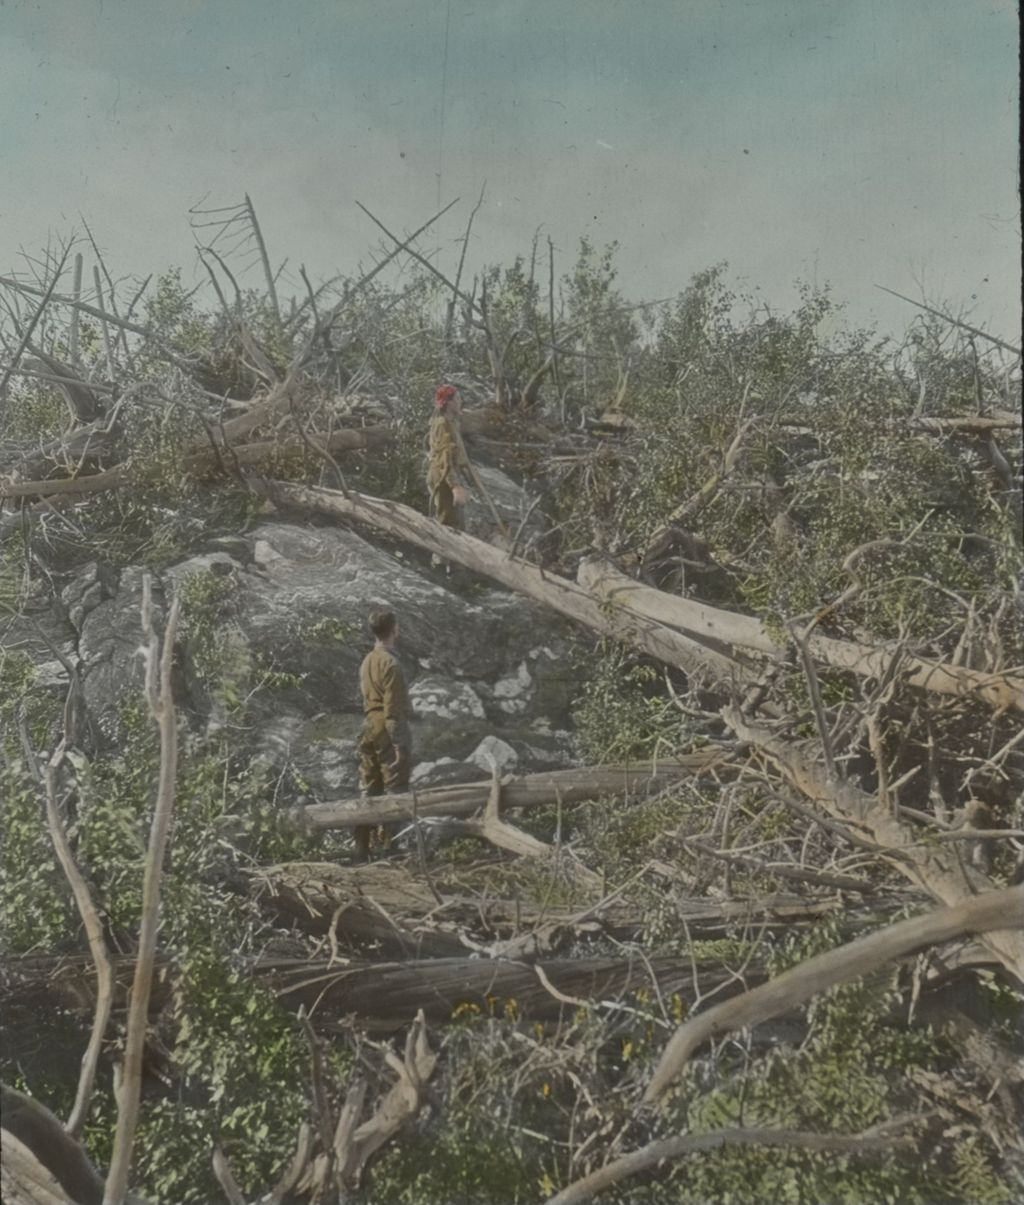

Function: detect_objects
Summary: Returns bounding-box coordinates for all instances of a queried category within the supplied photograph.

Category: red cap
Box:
[435,384,457,407]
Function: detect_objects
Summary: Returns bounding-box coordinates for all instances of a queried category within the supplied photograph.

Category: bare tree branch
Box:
[721,708,1024,983]
[876,285,1021,356]
[0,242,72,398]
[103,579,181,1205]
[244,194,280,322]
[546,1120,917,1205]
[42,743,116,1138]
[644,885,1023,1103]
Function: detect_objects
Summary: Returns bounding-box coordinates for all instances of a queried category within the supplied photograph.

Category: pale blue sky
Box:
[0,0,1018,338]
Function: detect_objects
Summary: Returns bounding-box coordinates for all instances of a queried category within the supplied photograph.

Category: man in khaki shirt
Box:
[356,609,412,860]
[427,383,473,528]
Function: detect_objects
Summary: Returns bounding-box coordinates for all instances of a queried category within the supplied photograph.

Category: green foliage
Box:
[366,943,997,1205]
[1,615,317,1202]
[636,927,989,1205]
[948,1137,1015,1205]
[0,653,68,951]
[572,641,684,763]
[0,760,69,951]
[145,268,213,357]
[133,948,313,1204]
[1,378,67,440]
[577,781,706,887]
[370,1019,578,1205]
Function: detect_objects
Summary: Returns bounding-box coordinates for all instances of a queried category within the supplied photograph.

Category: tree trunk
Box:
[578,558,1024,714]
[301,755,726,831]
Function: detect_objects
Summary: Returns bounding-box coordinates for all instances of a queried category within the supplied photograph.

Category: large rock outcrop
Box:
[69,509,575,799]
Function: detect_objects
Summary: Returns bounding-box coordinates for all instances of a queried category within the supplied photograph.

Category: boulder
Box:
[466,735,519,774]
[54,519,577,795]
[461,464,545,546]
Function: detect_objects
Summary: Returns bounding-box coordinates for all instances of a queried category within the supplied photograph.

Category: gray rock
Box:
[467,735,519,774]
[490,660,533,714]
[61,561,119,633]
[408,676,485,721]
[68,516,578,791]
[462,464,545,545]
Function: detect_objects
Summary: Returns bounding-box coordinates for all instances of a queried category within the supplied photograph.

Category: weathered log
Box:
[0,463,127,499]
[910,412,1022,435]
[264,953,759,1026]
[250,862,908,957]
[250,863,469,957]
[579,558,1024,714]
[723,709,1024,982]
[301,754,726,831]
[195,423,393,471]
[0,948,756,1029]
[0,1084,107,1205]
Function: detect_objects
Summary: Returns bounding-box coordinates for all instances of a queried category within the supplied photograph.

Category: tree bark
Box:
[41,752,115,1138]
[579,558,1024,714]
[1,1085,108,1205]
[103,585,180,1205]
[911,412,1021,434]
[264,953,759,1026]
[301,754,726,831]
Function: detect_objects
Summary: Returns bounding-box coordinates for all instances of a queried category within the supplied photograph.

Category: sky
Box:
[0,0,1019,341]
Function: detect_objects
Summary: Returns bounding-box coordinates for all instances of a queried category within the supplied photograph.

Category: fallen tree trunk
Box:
[249,863,470,958]
[0,462,127,499]
[1,949,759,1028]
[723,708,1024,982]
[250,862,912,957]
[644,883,1024,1102]
[911,412,1022,435]
[0,1085,153,1205]
[264,953,760,1025]
[579,558,1024,714]
[301,754,727,831]
[258,480,758,689]
[0,406,502,500]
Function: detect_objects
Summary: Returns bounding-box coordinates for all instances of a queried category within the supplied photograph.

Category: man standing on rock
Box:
[427,383,473,530]
[356,609,411,860]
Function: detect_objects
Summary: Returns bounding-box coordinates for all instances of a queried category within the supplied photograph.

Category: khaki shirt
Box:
[427,412,470,491]
[359,644,410,747]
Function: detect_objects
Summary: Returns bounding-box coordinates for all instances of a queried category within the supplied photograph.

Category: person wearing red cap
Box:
[427,383,473,529]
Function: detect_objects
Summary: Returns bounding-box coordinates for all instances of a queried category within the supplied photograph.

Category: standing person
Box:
[427,383,473,529]
[356,609,411,861]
